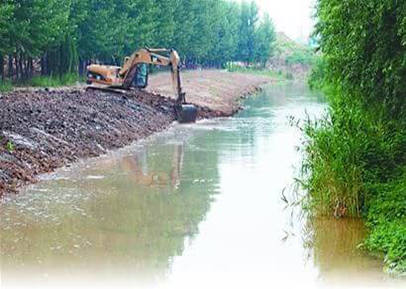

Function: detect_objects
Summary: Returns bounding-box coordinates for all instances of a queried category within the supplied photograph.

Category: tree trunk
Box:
[8,55,13,79]
[45,53,49,76]
[23,57,28,80]
[29,58,34,78]
[0,55,4,80]
[59,44,63,76]
[18,56,23,81]
[25,58,29,80]
[15,55,19,81]
[41,55,46,76]
[78,58,84,76]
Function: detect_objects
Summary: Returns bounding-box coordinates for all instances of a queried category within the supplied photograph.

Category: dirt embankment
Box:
[0,71,271,196]
[148,70,271,114]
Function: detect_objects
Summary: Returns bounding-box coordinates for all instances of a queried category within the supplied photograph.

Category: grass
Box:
[227,65,292,81]
[28,73,82,87]
[0,73,84,92]
[301,90,370,217]
[300,64,406,275]
[0,79,13,92]
[364,176,406,275]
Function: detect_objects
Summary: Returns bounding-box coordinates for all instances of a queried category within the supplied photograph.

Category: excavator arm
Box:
[119,48,186,104]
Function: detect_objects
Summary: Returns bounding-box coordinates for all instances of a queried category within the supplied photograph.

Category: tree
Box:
[0,1,14,79]
[172,0,193,61]
[3,0,69,79]
[77,0,121,63]
[0,0,279,80]
[254,13,276,67]
[315,0,406,115]
[152,0,176,48]
[238,1,259,65]
[208,1,240,67]
[124,0,158,55]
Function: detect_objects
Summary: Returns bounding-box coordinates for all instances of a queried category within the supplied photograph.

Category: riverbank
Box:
[303,78,406,276]
[0,70,271,197]
[301,83,406,276]
[148,70,278,114]
[301,0,406,276]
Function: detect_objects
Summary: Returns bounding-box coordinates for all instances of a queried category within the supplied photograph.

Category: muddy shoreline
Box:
[0,71,270,197]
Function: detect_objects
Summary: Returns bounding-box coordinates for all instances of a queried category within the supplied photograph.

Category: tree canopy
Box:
[315,0,406,116]
[0,0,276,80]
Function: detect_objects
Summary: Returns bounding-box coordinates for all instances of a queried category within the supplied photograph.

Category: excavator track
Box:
[87,85,197,123]
[85,85,130,95]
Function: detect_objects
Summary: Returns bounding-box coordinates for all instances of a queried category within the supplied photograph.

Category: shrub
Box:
[0,80,13,92]
[364,176,406,275]
[285,49,316,66]
[29,73,80,87]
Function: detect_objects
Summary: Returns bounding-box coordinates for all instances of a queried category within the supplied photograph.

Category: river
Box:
[0,83,402,289]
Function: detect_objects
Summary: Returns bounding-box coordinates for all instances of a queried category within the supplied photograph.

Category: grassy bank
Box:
[301,0,406,276]
[0,73,83,92]
[364,176,406,274]
[301,73,406,275]
[227,66,293,81]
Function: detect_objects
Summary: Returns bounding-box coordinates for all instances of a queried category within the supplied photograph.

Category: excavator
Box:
[86,48,197,123]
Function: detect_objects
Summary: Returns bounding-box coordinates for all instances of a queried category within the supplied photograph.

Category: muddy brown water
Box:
[1,84,404,289]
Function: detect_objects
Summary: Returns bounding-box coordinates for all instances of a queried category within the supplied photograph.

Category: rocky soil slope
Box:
[0,71,271,196]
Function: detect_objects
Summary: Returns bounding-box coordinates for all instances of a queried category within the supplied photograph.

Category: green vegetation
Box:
[28,73,82,88]
[6,141,14,153]
[302,0,406,275]
[307,58,327,90]
[267,32,318,81]
[0,73,83,91]
[227,66,289,81]
[274,32,317,66]
[0,0,276,86]
[285,50,316,66]
[364,178,406,275]
[0,80,13,92]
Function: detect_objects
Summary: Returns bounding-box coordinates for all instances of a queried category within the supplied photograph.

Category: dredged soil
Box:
[0,70,271,196]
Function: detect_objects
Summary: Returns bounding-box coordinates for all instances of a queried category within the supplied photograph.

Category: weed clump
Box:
[29,73,81,87]
[0,80,13,92]
[364,177,406,275]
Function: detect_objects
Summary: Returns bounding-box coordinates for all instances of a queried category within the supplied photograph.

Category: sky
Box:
[241,0,316,42]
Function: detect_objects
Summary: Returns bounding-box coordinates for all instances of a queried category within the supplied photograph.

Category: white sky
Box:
[237,0,316,41]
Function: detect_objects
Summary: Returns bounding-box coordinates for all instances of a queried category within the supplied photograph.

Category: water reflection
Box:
[1,127,222,288]
[121,144,184,190]
[1,83,403,289]
[302,218,391,287]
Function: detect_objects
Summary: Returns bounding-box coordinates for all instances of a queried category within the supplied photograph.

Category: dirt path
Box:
[148,70,272,114]
[0,70,272,196]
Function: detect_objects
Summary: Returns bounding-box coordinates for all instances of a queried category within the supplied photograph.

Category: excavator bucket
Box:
[175,104,197,123]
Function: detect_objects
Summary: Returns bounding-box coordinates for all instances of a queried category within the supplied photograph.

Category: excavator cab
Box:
[133,63,148,88]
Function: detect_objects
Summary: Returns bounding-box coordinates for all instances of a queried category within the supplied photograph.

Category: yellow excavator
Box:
[86,48,197,123]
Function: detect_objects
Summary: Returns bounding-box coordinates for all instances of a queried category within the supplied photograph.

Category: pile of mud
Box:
[0,89,228,196]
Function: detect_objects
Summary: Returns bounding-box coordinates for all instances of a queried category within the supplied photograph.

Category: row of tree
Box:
[0,0,276,81]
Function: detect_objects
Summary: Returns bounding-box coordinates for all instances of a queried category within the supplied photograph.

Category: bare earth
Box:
[148,70,272,114]
[0,70,272,196]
